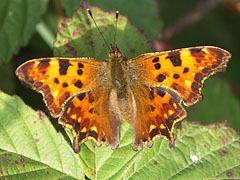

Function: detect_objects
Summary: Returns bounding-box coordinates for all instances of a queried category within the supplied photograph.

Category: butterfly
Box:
[16,9,231,153]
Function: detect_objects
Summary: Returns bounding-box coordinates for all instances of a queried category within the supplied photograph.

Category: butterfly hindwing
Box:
[130,84,186,150]
[128,46,231,106]
[16,58,106,117]
[59,86,121,153]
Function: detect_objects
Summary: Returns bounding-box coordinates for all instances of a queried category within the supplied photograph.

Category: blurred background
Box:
[0,0,239,131]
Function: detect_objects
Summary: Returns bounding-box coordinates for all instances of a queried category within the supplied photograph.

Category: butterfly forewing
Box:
[16,57,106,117]
[127,46,231,106]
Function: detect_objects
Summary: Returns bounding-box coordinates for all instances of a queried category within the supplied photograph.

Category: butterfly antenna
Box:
[87,9,111,51]
[114,11,119,46]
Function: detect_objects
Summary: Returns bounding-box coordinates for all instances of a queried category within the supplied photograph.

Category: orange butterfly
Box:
[16,9,231,153]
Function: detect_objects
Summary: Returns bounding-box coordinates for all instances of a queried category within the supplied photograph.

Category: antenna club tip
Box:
[116,11,119,18]
[87,9,93,17]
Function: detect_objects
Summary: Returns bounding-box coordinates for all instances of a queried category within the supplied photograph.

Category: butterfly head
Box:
[108,44,123,59]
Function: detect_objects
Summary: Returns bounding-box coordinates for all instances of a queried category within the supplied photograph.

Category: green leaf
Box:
[130,121,239,180]
[187,78,240,131]
[54,4,152,60]
[0,63,15,94]
[0,91,84,179]
[60,0,162,40]
[0,0,49,64]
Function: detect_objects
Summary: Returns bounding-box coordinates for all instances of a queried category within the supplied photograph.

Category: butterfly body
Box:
[16,45,231,153]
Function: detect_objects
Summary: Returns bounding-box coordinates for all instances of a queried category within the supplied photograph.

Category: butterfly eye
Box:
[117,51,123,58]
[108,51,114,58]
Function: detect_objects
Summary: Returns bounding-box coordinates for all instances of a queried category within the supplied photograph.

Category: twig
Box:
[161,0,227,41]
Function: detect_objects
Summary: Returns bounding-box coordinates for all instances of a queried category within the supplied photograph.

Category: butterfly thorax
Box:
[108,44,127,91]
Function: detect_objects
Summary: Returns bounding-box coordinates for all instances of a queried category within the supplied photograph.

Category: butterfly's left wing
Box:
[127,46,231,150]
[128,46,231,106]
[129,84,186,151]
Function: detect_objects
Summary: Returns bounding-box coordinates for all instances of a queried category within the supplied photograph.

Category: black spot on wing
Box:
[152,57,159,63]
[62,82,68,87]
[173,74,180,79]
[79,132,87,142]
[64,101,75,113]
[59,59,72,75]
[157,74,166,82]
[89,108,94,113]
[54,78,59,84]
[190,48,205,59]
[38,59,50,66]
[150,105,155,111]
[156,88,166,97]
[160,128,170,139]
[150,128,159,139]
[89,130,98,139]
[38,59,50,72]
[165,119,172,130]
[154,63,161,70]
[74,80,82,88]
[78,63,84,68]
[183,67,189,73]
[190,48,204,54]
[74,122,80,132]
[77,92,86,101]
[77,69,83,75]
[101,136,106,142]
[166,51,181,66]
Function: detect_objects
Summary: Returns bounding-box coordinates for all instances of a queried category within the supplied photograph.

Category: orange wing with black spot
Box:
[130,85,186,151]
[59,87,121,153]
[16,58,122,152]
[128,46,231,106]
[16,58,106,117]
[128,46,231,150]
